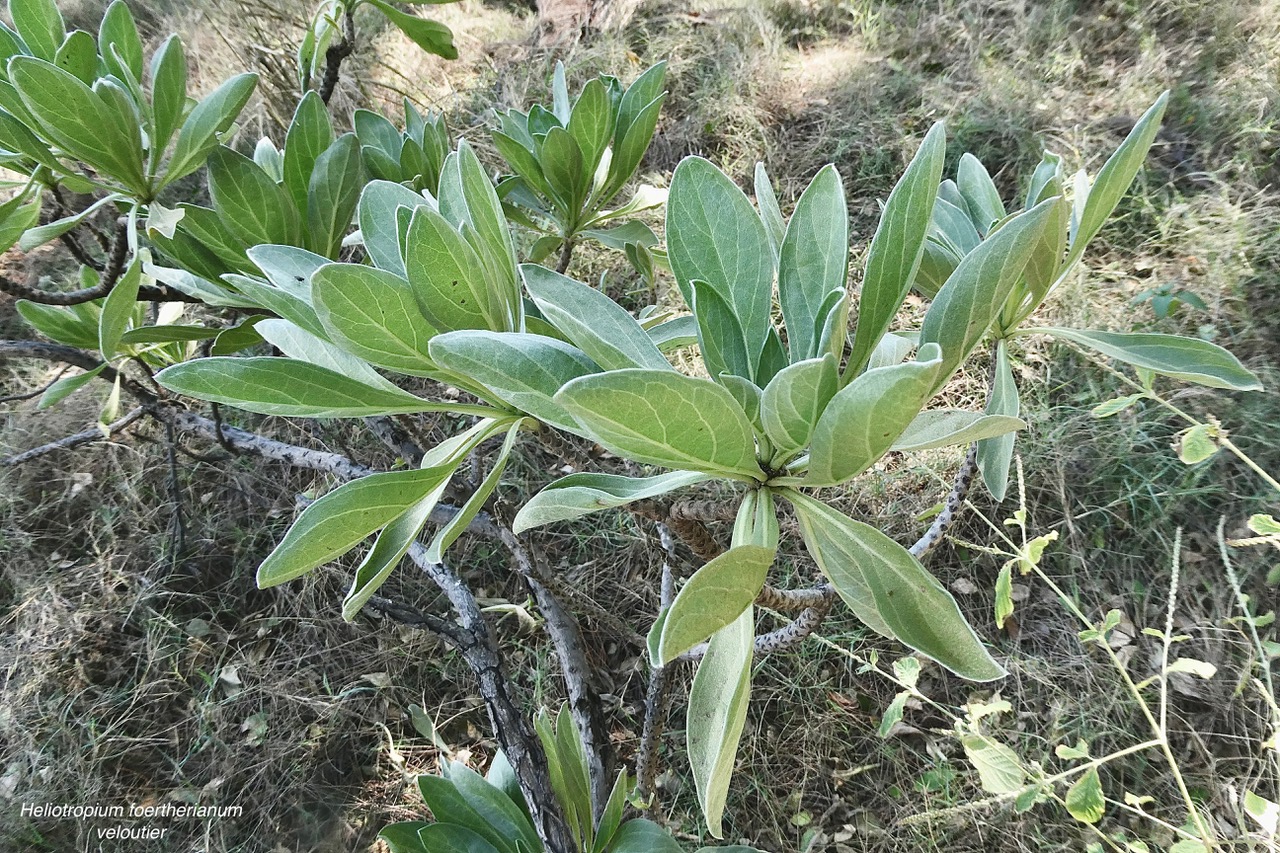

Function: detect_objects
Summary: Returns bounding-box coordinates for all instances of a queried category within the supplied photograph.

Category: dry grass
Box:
[2,0,1279,851]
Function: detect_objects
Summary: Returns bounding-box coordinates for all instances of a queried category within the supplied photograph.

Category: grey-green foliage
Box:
[297,0,459,93]
[493,60,668,269]
[380,706,765,853]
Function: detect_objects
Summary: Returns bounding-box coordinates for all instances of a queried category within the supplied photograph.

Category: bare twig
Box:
[637,522,679,802]
[909,442,979,559]
[317,5,356,105]
[499,527,614,820]
[1,406,146,466]
[162,410,186,567]
[555,237,574,275]
[366,594,468,646]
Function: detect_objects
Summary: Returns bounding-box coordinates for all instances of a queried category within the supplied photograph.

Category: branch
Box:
[909,441,979,559]
[637,523,679,802]
[405,543,575,852]
[317,5,356,105]
[0,340,156,403]
[365,594,469,646]
[1,406,146,466]
[499,527,615,820]
[0,366,68,403]
[680,597,833,662]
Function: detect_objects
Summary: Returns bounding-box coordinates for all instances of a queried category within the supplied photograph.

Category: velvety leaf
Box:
[99,1,143,82]
[165,72,258,184]
[977,339,1020,500]
[759,354,838,457]
[282,90,335,211]
[893,409,1024,453]
[11,0,64,60]
[416,825,502,853]
[1026,327,1262,391]
[847,122,945,374]
[53,30,97,84]
[609,819,685,853]
[155,357,449,418]
[404,205,494,332]
[655,544,775,664]
[440,762,540,853]
[779,165,848,361]
[919,198,1059,389]
[424,420,523,562]
[312,262,441,376]
[255,318,400,392]
[667,156,773,362]
[430,330,597,430]
[256,466,454,588]
[365,0,457,59]
[376,821,431,853]
[956,153,1006,235]
[788,491,1005,681]
[358,179,433,277]
[567,77,614,174]
[17,299,101,348]
[522,264,670,371]
[687,607,754,838]
[37,363,104,410]
[805,346,943,486]
[753,162,785,262]
[555,369,763,480]
[691,279,753,382]
[207,146,300,247]
[97,257,142,359]
[306,133,364,257]
[515,470,712,533]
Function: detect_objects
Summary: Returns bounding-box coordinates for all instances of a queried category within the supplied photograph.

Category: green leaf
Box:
[53,30,97,84]
[10,56,143,188]
[804,346,943,486]
[11,0,64,60]
[567,77,614,174]
[892,409,1025,453]
[1065,767,1106,824]
[779,165,848,362]
[428,329,596,427]
[365,0,458,59]
[513,470,711,533]
[416,774,518,853]
[17,299,101,348]
[1178,423,1219,464]
[256,466,454,588]
[847,122,945,374]
[753,162,784,262]
[956,153,1005,235]
[603,92,664,200]
[667,156,773,363]
[691,279,753,382]
[1064,93,1168,270]
[994,562,1014,628]
[1091,392,1144,418]
[788,491,1005,680]
[99,1,143,82]
[164,72,258,184]
[962,734,1025,794]
[1024,327,1262,391]
[255,318,401,392]
[556,369,763,480]
[687,607,754,838]
[357,180,432,277]
[609,819,684,853]
[1243,789,1278,835]
[306,133,364,257]
[312,262,441,377]
[155,357,451,418]
[441,762,540,853]
[97,257,142,359]
[647,314,698,352]
[655,544,775,664]
[148,35,187,156]
[760,354,838,457]
[522,264,671,371]
[283,90,335,211]
[37,363,104,410]
[404,205,494,332]
[920,198,1059,390]
[425,420,523,562]
[208,146,300,247]
[977,339,1019,500]
[539,125,586,213]
[19,193,118,251]
[378,821,431,853]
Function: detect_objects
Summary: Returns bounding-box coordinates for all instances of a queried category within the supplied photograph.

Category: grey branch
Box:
[636,523,680,802]
[1,407,146,466]
[909,442,980,559]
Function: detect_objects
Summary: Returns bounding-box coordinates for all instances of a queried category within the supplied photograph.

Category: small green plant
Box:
[493,61,668,273]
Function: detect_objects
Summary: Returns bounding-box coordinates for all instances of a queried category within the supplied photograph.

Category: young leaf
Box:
[759,354,838,457]
[691,279,753,382]
[805,346,943,486]
[977,340,1019,500]
[779,165,849,362]
[1023,327,1262,391]
[567,77,614,175]
[155,357,454,418]
[920,198,1059,390]
[306,133,364,257]
[753,162,785,262]
[655,545,775,664]
[429,330,597,430]
[687,608,754,838]
[522,264,671,371]
[513,470,712,533]
[847,122,945,374]
[97,257,142,359]
[17,299,102,348]
[312,262,441,376]
[956,153,1006,236]
[404,206,497,332]
[283,90,335,211]
[425,420,523,562]
[892,409,1025,453]
[609,819,685,853]
[11,0,64,60]
[364,0,457,59]
[1064,767,1106,824]
[440,762,541,853]
[164,72,258,184]
[99,0,143,82]
[37,363,105,410]
[667,156,773,362]
[207,146,300,247]
[556,369,764,480]
[788,491,1005,680]
[416,774,518,853]
[256,466,454,588]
